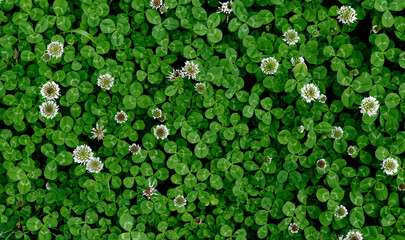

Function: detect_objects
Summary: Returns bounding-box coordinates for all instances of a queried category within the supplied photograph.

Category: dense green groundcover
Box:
[1,0,405,239]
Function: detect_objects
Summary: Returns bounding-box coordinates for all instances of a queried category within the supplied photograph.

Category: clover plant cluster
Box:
[1,0,405,239]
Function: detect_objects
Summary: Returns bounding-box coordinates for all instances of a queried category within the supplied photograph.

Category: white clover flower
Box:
[91,124,107,141]
[97,73,114,90]
[158,115,166,123]
[331,126,344,140]
[159,4,168,14]
[288,222,299,233]
[86,157,103,173]
[174,195,187,207]
[283,29,300,45]
[398,183,405,191]
[150,0,162,9]
[360,96,379,116]
[345,230,363,240]
[143,182,159,200]
[151,108,162,119]
[195,217,202,225]
[42,52,52,62]
[260,57,279,75]
[154,124,169,140]
[318,94,327,103]
[300,83,320,103]
[316,158,327,170]
[40,82,60,100]
[381,157,399,175]
[312,29,319,37]
[334,205,348,219]
[218,1,233,15]
[47,41,64,58]
[73,145,93,165]
[167,69,185,82]
[195,82,206,94]
[115,111,128,124]
[347,145,356,156]
[45,182,51,190]
[372,25,380,33]
[298,125,305,133]
[290,56,305,67]
[263,156,272,164]
[337,6,357,25]
[181,61,200,80]
[39,101,59,119]
[129,143,141,155]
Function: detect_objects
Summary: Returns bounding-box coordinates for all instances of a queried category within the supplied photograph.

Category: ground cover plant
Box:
[0,0,405,239]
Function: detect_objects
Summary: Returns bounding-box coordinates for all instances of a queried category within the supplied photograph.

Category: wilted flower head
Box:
[182,61,200,79]
[195,82,206,94]
[42,52,52,62]
[167,69,184,82]
[345,230,363,240]
[331,126,344,140]
[154,124,169,140]
[143,182,159,200]
[158,115,166,123]
[195,217,202,225]
[372,25,380,33]
[360,96,379,116]
[218,1,233,15]
[115,111,128,124]
[288,222,299,233]
[47,41,64,58]
[337,6,357,25]
[300,83,320,103]
[129,143,141,155]
[40,82,60,100]
[283,29,300,45]
[97,73,114,90]
[151,108,162,119]
[150,0,162,9]
[91,124,107,141]
[39,101,59,119]
[334,205,348,219]
[312,29,319,37]
[73,145,93,165]
[398,183,405,191]
[86,157,103,173]
[260,57,279,75]
[298,125,305,133]
[318,94,327,103]
[347,145,356,156]
[381,157,399,175]
[263,156,272,164]
[159,4,168,14]
[290,56,305,67]
[316,158,327,169]
[174,195,187,207]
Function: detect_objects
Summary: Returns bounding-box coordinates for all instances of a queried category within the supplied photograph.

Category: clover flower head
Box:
[97,73,114,90]
[288,222,299,233]
[158,115,166,123]
[91,124,107,141]
[283,29,300,45]
[347,145,356,156]
[345,230,363,240]
[174,195,187,207]
[312,29,319,37]
[318,94,327,103]
[360,96,379,116]
[86,157,103,173]
[260,57,279,75]
[381,157,399,175]
[195,82,206,94]
[129,143,141,155]
[339,236,345,240]
[263,156,272,164]
[150,0,162,9]
[40,81,60,100]
[152,108,162,119]
[154,124,169,140]
[398,183,405,191]
[143,182,159,200]
[115,111,128,124]
[334,205,348,219]
[182,61,200,80]
[298,125,305,133]
[218,1,233,15]
[300,83,320,103]
[337,6,357,25]
[317,158,327,170]
[42,52,52,62]
[331,126,344,140]
[195,217,202,225]
[291,56,305,67]
[39,101,59,119]
[159,4,168,14]
[47,41,64,58]
[73,145,93,165]
[372,25,380,34]
[350,69,359,76]
[167,69,185,82]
